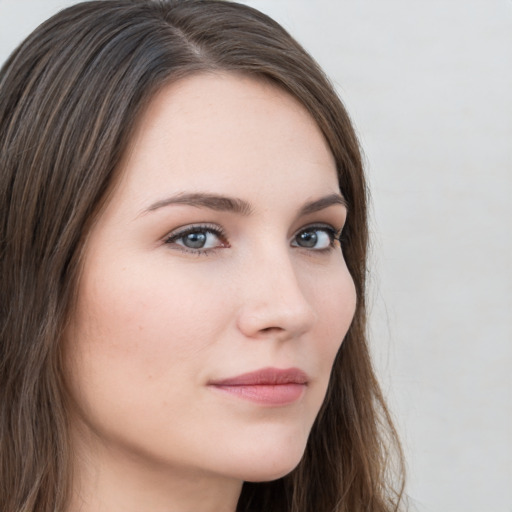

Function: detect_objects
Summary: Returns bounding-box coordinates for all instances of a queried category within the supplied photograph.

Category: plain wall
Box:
[1,1,511,511]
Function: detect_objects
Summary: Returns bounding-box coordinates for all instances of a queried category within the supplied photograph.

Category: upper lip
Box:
[209,367,309,386]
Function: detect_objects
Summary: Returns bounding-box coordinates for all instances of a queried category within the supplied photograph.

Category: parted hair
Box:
[0,1,406,511]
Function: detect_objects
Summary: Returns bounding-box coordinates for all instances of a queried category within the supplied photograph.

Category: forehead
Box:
[114,72,339,210]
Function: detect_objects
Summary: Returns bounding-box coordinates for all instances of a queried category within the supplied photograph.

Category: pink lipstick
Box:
[209,367,308,406]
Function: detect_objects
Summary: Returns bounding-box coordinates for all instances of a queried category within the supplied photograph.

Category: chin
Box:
[231,439,307,483]
[242,457,303,483]
[244,464,301,483]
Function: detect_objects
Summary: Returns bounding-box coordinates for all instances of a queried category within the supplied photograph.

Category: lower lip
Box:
[211,383,306,406]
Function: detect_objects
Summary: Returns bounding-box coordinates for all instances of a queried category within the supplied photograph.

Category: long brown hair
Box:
[0,1,406,510]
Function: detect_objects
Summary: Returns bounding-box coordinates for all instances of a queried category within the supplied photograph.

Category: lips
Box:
[209,367,308,406]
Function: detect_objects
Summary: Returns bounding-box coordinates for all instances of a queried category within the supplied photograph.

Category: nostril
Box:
[260,326,283,333]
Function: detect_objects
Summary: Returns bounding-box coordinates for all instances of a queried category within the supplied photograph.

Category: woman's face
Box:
[65,73,356,486]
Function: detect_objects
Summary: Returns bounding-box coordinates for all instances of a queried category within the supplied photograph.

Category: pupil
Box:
[299,230,317,247]
[184,232,207,248]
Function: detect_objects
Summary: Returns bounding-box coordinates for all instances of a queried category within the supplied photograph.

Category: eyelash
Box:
[164,223,345,256]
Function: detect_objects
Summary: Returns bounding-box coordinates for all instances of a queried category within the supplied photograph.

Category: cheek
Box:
[309,265,356,376]
[63,257,234,449]
[70,261,227,377]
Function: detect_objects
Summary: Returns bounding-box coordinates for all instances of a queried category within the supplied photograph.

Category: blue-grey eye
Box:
[293,227,335,250]
[297,230,318,248]
[181,231,209,248]
[178,230,221,249]
[165,226,225,251]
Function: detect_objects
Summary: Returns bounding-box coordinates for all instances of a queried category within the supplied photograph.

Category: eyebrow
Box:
[299,193,348,215]
[141,191,347,217]
[143,192,253,216]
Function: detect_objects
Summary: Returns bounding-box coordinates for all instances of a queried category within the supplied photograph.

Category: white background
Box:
[1,1,510,511]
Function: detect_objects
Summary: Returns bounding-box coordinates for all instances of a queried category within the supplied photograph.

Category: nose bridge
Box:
[236,241,317,339]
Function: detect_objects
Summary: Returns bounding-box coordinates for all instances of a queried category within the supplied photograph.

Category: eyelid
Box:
[295,205,347,231]
[293,222,343,239]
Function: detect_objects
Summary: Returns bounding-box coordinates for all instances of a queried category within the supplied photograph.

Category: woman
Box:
[0,1,406,511]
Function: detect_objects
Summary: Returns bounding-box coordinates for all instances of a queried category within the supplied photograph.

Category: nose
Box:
[235,249,317,341]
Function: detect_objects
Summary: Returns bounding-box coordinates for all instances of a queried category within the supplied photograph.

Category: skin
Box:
[64,72,356,512]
